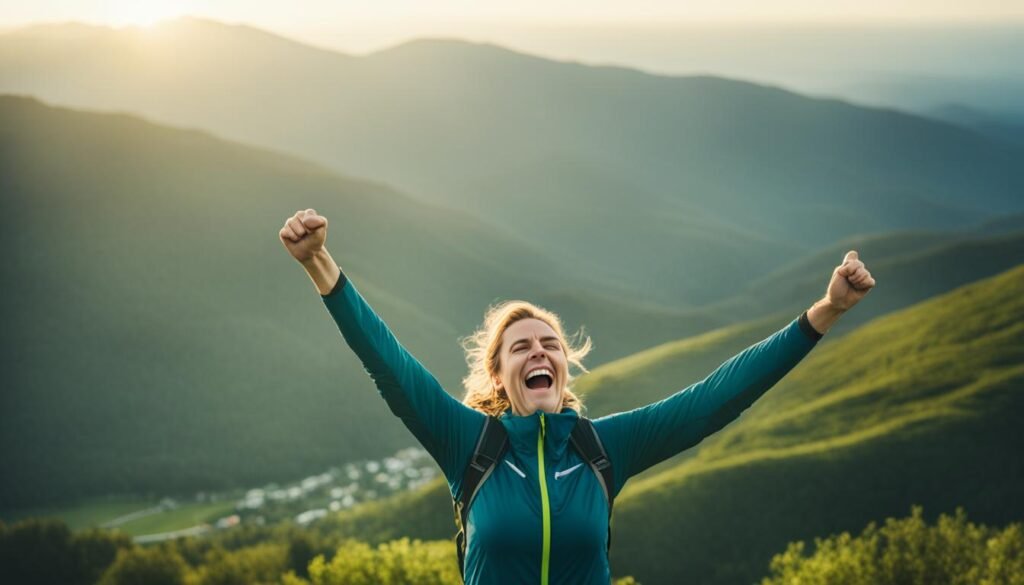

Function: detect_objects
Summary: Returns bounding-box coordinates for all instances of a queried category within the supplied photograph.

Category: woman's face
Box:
[493,318,568,416]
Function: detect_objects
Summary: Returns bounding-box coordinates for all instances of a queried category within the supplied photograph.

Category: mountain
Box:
[312,263,1024,584]
[3,19,1022,305]
[0,95,687,508]
[703,226,1024,338]
[926,103,1024,147]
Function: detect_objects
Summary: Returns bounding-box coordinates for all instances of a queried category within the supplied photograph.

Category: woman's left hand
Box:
[826,250,876,311]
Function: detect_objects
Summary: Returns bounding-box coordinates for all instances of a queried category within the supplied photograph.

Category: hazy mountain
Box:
[313,263,1024,584]
[0,95,684,508]
[926,103,1024,147]
[457,23,1024,122]
[706,227,1024,337]
[3,18,1022,305]
[963,211,1024,237]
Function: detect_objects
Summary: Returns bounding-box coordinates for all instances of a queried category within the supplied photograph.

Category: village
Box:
[112,446,439,543]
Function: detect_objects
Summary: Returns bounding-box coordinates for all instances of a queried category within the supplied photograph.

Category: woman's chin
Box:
[527,389,561,412]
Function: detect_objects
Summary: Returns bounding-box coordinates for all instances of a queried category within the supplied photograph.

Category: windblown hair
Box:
[461,300,593,417]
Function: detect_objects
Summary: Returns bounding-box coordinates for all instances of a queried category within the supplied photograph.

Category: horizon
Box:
[5,13,1024,56]
[5,13,1022,119]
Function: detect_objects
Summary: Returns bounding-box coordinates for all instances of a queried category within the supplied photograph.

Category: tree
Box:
[0,517,76,584]
[71,528,133,585]
[98,545,189,585]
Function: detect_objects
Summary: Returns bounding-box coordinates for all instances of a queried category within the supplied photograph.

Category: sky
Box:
[3,0,1024,53]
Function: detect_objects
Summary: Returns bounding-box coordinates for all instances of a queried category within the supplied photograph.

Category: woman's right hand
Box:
[279,208,328,263]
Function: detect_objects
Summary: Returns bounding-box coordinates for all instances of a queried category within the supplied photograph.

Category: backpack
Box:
[452,415,615,581]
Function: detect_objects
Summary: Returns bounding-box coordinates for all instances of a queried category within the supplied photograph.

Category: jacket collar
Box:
[500,407,579,461]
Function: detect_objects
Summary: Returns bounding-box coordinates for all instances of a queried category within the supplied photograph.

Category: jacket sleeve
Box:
[320,270,485,484]
[592,313,823,496]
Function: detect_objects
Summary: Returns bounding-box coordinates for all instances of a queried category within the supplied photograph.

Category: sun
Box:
[104,1,185,27]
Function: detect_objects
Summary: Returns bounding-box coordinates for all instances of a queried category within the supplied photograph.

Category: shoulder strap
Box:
[453,415,616,582]
[454,416,508,582]
[569,416,616,553]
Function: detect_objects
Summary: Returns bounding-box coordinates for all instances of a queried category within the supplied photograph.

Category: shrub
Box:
[762,506,1024,585]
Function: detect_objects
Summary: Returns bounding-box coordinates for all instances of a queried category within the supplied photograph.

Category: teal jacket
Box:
[321,272,822,584]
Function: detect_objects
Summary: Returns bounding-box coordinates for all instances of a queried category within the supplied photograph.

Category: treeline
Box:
[4,506,1021,584]
[0,517,639,584]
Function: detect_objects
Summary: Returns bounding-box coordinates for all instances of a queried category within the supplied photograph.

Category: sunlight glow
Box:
[102,1,185,27]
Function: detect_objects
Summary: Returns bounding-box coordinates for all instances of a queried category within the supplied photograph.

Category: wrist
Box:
[300,249,341,296]
[818,297,848,315]
[300,248,331,269]
[806,297,846,336]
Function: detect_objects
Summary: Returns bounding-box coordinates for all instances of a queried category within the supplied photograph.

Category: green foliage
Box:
[0,517,76,584]
[0,517,132,585]
[762,506,1024,585]
[306,538,461,585]
[72,528,135,585]
[191,542,288,585]
[287,532,317,578]
[98,545,188,585]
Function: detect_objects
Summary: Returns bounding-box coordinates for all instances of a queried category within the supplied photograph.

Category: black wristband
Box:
[798,310,824,341]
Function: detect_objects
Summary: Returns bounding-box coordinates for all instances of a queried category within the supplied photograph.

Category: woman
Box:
[279,208,875,584]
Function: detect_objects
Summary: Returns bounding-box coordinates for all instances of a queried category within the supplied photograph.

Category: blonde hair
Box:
[461,300,593,417]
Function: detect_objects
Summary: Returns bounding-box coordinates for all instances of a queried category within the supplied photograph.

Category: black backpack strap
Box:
[454,416,508,582]
[569,416,616,552]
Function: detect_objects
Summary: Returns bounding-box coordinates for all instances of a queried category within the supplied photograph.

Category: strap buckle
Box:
[470,451,497,473]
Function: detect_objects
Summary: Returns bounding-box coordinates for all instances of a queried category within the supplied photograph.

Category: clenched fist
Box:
[826,250,876,311]
[279,208,328,263]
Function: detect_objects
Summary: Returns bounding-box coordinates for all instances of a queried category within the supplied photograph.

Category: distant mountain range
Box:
[2,18,1022,306]
[3,88,1024,511]
[928,103,1024,147]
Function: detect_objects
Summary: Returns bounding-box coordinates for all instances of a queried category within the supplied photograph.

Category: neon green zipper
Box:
[538,413,551,585]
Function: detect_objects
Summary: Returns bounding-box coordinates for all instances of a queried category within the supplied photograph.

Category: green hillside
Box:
[310,264,1024,584]
[3,94,1023,524]
[3,19,1023,305]
[606,263,1024,584]
[0,95,696,509]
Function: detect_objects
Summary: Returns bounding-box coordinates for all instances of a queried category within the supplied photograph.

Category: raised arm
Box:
[280,209,485,483]
[593,251,876,496]
[593,311,821,495]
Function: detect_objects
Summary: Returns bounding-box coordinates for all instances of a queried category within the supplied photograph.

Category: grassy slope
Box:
[608,264,1024,584]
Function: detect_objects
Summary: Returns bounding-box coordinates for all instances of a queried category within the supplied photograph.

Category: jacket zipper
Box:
[538,413,551,585]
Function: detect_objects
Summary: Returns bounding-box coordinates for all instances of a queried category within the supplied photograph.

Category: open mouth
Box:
[524,367,554,391]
